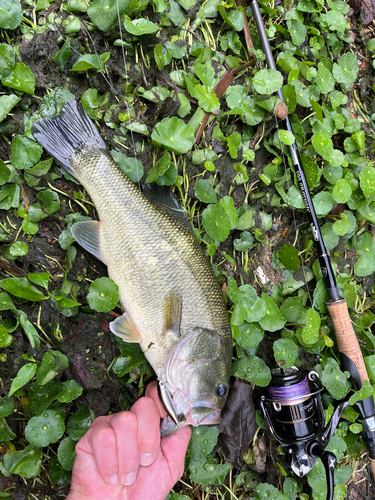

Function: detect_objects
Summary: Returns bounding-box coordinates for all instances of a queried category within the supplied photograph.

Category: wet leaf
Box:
[273,338,299,368]
[67,406,94,441]
[0,416,16,441]
[0,445,42,478]
[258,294,286,332]
[2,62,35,94]
[0,0,22,29]
[254,483,289,500]
[87,277,119,313]
[232,355,271,387]
[316,64,335,94]
[111,343,147,377]
[354,232,375,277]
[301,308,320,345]
[359,164,375,198]
[0,43,15,79]
[0,277,47,302]
[9,363,37,396]
[313,192,334,216]
[280,296,302,322]
[27,272,50,290]
[202,204,231,243]
[321,360,351,399]
[87,0,129,31]
[0,396,14,418]
[348,380,373,405]
[0,324,12,348]
[49,455,72,485]
[28,380,65,416]
[333,53,359,85]
[218,379,256,463]
[58,436,76,471]
[25,409,65,447]
[0,94,20,122]
[36,351,69,386]
[145,150,171,183]
[57,380,83,403]
[253,69,283,95]
[11,135,43,170]
[70,53,110,72]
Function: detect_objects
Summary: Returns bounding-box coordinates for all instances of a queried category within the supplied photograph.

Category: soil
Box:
[0,1,375,499]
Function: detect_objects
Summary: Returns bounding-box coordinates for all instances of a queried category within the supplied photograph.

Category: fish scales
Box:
[32,100,232,435]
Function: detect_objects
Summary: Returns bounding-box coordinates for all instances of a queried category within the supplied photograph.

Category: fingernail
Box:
[140,452,155,466]
[109,474,118,485]
[123,471,137,486]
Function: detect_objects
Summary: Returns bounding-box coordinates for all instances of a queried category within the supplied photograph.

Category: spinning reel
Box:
[259,367,348,500]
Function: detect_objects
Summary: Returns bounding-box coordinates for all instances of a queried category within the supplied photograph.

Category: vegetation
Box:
[0,0,374,498]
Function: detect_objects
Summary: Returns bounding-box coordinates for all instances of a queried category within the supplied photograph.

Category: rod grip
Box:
[326,299,369,385]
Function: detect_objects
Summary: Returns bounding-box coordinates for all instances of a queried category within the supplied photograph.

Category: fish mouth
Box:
[160,399,221,437]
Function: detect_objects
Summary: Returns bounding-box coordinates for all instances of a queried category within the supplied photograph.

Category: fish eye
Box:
[216,383,228,398]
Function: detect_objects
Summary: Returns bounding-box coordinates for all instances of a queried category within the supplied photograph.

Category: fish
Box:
[32,100,232,436]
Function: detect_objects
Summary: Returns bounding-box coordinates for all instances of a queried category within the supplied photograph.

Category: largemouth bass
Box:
[32,100,232,435]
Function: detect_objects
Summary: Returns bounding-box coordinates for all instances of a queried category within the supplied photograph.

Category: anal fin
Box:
[110,313,141,343]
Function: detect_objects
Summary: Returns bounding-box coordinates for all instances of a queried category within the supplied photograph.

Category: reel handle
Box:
[307,441,336,500]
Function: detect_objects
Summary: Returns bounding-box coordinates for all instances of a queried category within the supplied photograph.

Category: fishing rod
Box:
[248,0,375,482]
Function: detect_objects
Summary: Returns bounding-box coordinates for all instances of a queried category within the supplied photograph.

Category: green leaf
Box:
[0,324,12,348]
[311,131,333,158]
[332,212,350,236]
[123,16,159,35]
[25,410,65,447]
[332,178,352,203]
[220,196,238,229]
[28,379,65,416]
[280,296,302,322]
[11,135,43,170]
[354,232,375,277]
[278,130,295,145]
[9,241,28,257]
[276,244,300,271]
[202,204,231,243]
[321,361,351,399]
[0,277,47,302]
[36,351,69,386]
[2,62,35,94]
[227,132,241,159]
[365,355,375,380]
[0,94,20,122]
[312,192,334,217]
[235,322,264,352]
[0,0,23,29]
[112,343,147,377]
[58,436,76,471]
[348,380,373,406]
[360,164,375,198]
[87,0,130,31]
[87,277,119,313]
[27,272,50,290]
[273,338,298,369]
[111,150,144,183]
[58,380,84,403]
[9,363,37,396]
[258,294,286,332]
[217,4,244,31]
[152,117,194,154]
[226,85,248,109]
[313,279,329,314]
[0,396,14,418]
[232,355,271,386]
[145,150,172,183]
[0,43,15,79]
[1,445,42,478]
[233,231,255,252]
[0,416,16,442]
[333,53,359,85]
[316,63,335,94]
[67,406,94,441]
[49,455,72,485]
[301,308,320,346]
[287,19,307,46]
[253,69,283,95]
[195,178,217,204]
[255,483,289,500]
[70,53,110,72]
[193,84,220,113]
[322,222,339,250]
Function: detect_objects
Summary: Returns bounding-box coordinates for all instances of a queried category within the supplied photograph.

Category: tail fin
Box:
[32,100,106,177]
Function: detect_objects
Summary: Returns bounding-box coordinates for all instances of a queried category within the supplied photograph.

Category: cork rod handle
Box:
[326,299,369,384]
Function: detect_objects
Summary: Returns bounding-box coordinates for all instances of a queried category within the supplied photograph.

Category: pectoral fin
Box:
[162,290,182,338]
[110,313,141,343]
[71,220,106,264]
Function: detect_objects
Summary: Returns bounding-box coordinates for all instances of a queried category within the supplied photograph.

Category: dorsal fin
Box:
[142,183,190,227]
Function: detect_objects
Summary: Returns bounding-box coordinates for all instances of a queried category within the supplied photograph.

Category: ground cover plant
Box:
[0,0,374,498]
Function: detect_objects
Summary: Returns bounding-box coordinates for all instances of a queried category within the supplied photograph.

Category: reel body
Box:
[259,367,348,500]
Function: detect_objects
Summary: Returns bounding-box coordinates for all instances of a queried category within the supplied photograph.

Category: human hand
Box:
[66,381,191,500]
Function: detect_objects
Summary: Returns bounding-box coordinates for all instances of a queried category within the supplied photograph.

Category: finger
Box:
[161,425,192,483]
[131,397,161,466]
[110,411,139,486]
[145,380,166,419]
[78,416,119,486]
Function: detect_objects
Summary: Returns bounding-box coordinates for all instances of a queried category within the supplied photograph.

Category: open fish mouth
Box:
[160,402,221,437]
